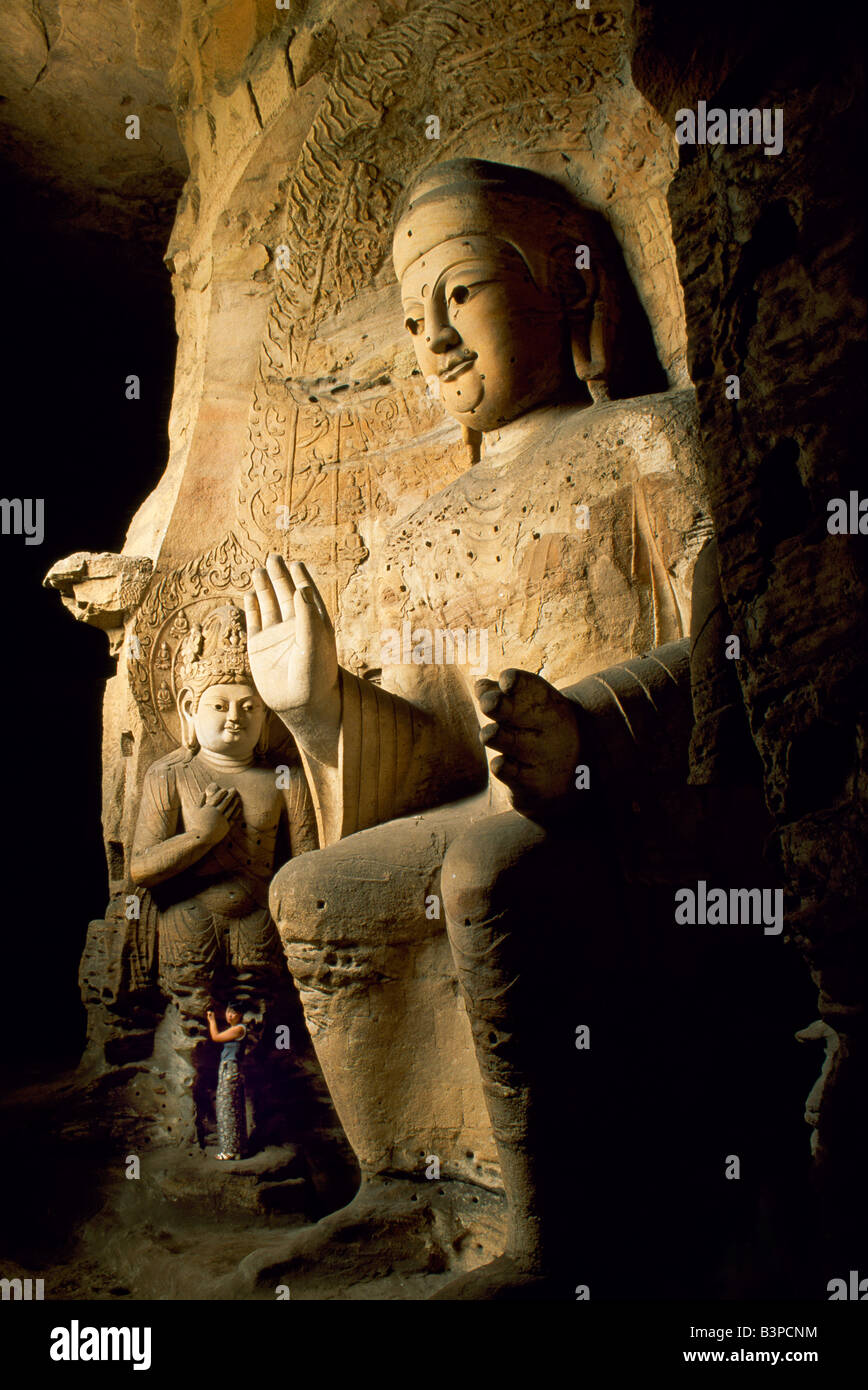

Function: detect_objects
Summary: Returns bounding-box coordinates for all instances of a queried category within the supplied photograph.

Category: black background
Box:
[0,170,177,1073]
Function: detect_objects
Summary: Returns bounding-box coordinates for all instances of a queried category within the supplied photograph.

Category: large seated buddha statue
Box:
[242,159,756,1299]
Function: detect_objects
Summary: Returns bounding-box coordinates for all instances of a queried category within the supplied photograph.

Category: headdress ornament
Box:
[392,158,600,292]
[176,603,254,700]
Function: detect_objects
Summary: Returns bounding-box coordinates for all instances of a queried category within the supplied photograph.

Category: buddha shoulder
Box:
[546,387,700,471]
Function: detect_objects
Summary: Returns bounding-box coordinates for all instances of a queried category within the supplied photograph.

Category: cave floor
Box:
[0,1066,506,1302]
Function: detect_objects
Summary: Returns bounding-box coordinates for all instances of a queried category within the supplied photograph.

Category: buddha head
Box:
[176,603,267,759]
[393,158,664,440]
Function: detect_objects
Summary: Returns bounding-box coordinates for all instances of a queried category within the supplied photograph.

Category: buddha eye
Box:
[449,285,469,305]
[404,316,423,336]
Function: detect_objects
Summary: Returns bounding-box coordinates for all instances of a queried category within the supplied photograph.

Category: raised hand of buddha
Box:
[245,555,341,766]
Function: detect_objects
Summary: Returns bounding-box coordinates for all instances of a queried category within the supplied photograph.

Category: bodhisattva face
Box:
[185,682,265,760]
[399,233,571,433]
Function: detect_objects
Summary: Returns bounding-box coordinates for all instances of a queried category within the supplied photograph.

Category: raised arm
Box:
[206,1010,245,1043]
[246,555,485,844]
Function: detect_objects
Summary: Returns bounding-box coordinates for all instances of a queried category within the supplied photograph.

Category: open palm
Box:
[244,555,340,762]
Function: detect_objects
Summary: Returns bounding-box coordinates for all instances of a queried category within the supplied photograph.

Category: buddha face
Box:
[184,682,265,759]
[399,234,570,432]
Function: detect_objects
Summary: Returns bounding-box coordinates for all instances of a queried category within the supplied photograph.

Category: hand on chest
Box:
[179,765,282,835]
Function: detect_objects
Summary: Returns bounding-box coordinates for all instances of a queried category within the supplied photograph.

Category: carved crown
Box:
[175,603,254,699]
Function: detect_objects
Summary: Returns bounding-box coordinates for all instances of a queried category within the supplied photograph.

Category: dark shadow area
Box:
[0,166,178,1064]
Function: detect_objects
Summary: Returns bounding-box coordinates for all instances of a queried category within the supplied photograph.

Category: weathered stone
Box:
[5,0,860,1304]
[632,0,867,1253]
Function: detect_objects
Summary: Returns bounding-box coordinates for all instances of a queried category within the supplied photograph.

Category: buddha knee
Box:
[442,812,549,928]
[269,851,333,947]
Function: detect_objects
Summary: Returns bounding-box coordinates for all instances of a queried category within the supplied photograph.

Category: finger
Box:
[478,688,505,718]
[244,591,262,639]
[489,753,523,785]
[496,668,554,719]
[265,553,296,623]
[289,561,334,634]
[478,690,541,730]
[474,678,499,701]
[479,723,542,761]
[253,566,281,628]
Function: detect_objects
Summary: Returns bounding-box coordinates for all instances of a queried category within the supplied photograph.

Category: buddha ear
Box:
[571,303,610,402]
[568,268,610,401]
[256,708,272,757]
[178,687,199,751]
[461,423,483,463]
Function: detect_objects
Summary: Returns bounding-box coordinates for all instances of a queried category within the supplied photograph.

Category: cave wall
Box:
[631,0,867,1234]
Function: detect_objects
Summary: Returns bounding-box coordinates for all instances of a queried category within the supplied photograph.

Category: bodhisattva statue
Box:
[244,159,735,1297]
[130,603,317,1146]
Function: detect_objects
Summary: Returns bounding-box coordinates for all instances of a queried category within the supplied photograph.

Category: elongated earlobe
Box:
[256,711,271,757]
[571,299,610,401]
[461,423,483,463]
[178,688,199,751]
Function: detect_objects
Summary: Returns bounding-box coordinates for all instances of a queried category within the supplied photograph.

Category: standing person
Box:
[207,1003,247,1161]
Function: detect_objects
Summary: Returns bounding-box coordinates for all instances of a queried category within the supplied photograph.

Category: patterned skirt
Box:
[216,1058,246,1158]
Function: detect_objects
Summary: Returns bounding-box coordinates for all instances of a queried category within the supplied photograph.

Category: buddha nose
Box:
[427,303,461,354]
